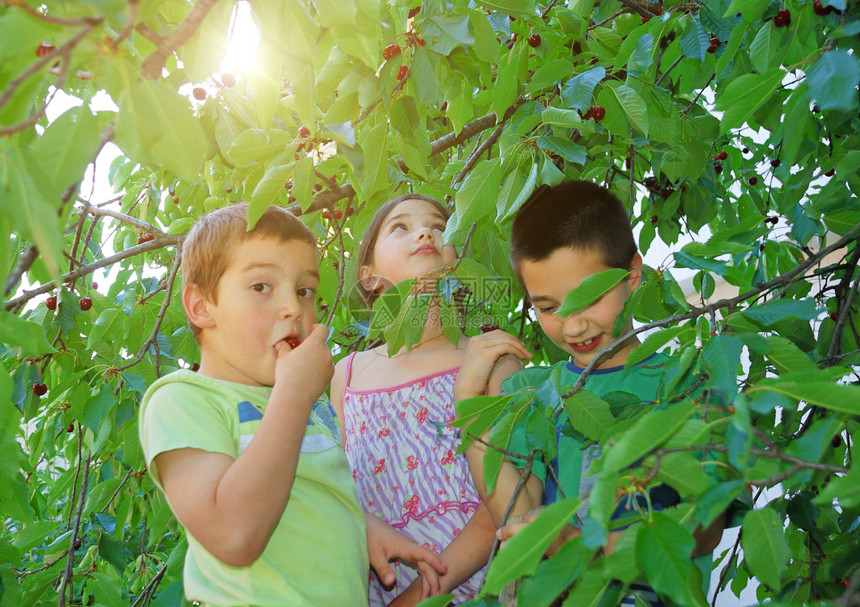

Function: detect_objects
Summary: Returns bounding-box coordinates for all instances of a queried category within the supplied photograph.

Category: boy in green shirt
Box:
[455,181,727,604]
[139,204,446,606]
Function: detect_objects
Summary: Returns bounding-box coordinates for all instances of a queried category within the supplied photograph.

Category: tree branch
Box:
[58,449,91,607]
[140,0,220,79]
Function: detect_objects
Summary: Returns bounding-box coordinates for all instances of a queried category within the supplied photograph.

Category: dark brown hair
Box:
[510,180,638,272]
[357,194,451,306]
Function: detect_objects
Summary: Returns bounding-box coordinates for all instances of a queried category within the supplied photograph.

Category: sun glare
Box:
[221,1,260,75]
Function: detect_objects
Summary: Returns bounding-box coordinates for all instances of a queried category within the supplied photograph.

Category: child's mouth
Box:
[570,335,600,353]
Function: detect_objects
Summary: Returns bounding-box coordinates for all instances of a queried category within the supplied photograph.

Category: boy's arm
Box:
[155,324,333,567]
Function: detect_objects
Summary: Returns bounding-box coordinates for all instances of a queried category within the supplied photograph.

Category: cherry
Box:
[507,33,518,48]
[479,323,499,333]
[160,280,168,289]
[774,8,791,27]
[322,209,331,220]
[771,159,781,168]
[137,233,155,245]
[397,65,408,80]
[714,150,728,161]
[714,163,723,174]
[383,44,402,60]
[46,295,57,311]
[172,196,179,204]
[748,176,758,185]
[221,72,236,88]
[408,6,421,18]
[91,281,98,289]
[285,336,300,349]
[334,209,343,220]
[298,125,311,138]
[67,423,75,433]
[191,362,200,372]
[649,215,659,223]
[591,106,606,121]
[533,342,541,351]
[441,101,448,112]
[346,207,355,217]
[36,43,55,58]
[742,147,750,154]
[32,382,48,397]
[830,311,838,321]
[579,107,593,120]
[528,33,541,48]
[642,16,650,24]
[825,168,836,177]
[832,434,842,448]
[707,37,719,53]
[314,183,323,192]
[192,87,206,101]
[79,297,92,311]
[814,1,827,15]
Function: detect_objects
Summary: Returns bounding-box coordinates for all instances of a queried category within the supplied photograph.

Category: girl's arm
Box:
[330,356,349,445]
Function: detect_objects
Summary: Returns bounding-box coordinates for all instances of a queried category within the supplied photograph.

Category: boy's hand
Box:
[365,514,447,598]
[274,323,333,404]
[454,330,532,401]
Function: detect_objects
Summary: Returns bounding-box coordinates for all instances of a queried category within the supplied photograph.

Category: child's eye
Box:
[537,305,558,314]
[252,283,271,293]
[297,287,316,298]
[432,224,445,232]
[391,222,408,231]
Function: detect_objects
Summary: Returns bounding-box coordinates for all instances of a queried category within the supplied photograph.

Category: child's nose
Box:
[562,312,587,338]
[416,226,436,241]
[278,293,304,319]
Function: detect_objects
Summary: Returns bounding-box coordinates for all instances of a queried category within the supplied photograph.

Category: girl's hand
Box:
[365,514,447,596]
[454,330,532,401]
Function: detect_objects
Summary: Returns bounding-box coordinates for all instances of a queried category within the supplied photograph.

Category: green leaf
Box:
[562,66,605,111]
[655,452,710,497]
[636,512,696,606]
[358,122,389,199]
[540,107,582,128]
[612,84,649,136]
[725,0,770,21]
[602,401,696,475]
[493,49,521,121]
[814,463,860,509]
[806,50,860,112]
[0,311,56,354]
[626,326,687,368]
[747,380,860,415]
[749,21,783,74]
[716,68,785,134]
[114,80,209,181]
[455,158,501,230]
[475,0,535,16]
[564,390,615,441]
[556,269,629,316]
[87,309,129,351]
[481,497,581,595]
[742,298,818,326]
[741,507,790,590]
[29,106,101,196]
[528,60,575,94]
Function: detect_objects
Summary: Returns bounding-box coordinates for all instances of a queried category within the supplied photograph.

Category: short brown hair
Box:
[182,203,316,340]
[357,194,451,307]
[510,181,637,273]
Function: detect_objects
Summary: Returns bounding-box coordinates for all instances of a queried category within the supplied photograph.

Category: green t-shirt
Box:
[139,370,369,607]
[503,354,670,512]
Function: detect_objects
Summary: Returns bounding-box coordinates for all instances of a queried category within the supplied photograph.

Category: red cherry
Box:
[192,87,206,101]
[774,8,791,26]
[771,159,781,168]
[191,362,200,372]
[714,163,723,174]
[322,209,331,220]
[298,125,311,138]
[830,311,838,321]
[346,207,355,217]
[832,434,843,448]
[528,33,541,48]
[285,336,300,349]
[314,183,323,192]
[46,295,57,311]
[441,101,448,112]
[417,38,425,47]
[813,1,828,15]
[408,6,421,18]
[397,65,408,80]
[748,176,758,185]
[479,323,499,333]
[825,168,836,177]
[650,215,659,224]
[591,106,606,121]
[67,423,75,433]
[383,44,402,60]
[32,382,48,396]
[36,43,55,58]
[334,209,343,220]
[172,196,179,204]
[221,72,236,88]
[707,37,719,53]
[714,150,728,161]
[91,281,98,289]
[137,233,154,245]
[79,297,92,311]
[642,16,650,23]
[160,280,168,289]
[533,342,541,351]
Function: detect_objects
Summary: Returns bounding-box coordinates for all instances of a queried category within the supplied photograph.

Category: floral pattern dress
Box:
[340,352,486,605]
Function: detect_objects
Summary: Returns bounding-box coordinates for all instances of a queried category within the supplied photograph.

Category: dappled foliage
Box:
[1,0,859,605]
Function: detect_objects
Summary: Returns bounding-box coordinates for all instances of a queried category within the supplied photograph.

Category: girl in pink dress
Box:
[330,195,530,606]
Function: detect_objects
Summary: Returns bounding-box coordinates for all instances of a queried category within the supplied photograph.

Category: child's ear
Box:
[183,284,216,329]
[358,265,386,294]
[628,253,644,290]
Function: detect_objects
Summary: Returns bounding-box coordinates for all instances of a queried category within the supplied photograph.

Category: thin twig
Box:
[130,562,168,607]
[140,0,220,79]
[58,449,92,607]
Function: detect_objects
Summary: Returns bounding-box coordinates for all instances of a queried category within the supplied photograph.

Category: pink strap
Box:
[343,351,357,388]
